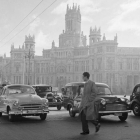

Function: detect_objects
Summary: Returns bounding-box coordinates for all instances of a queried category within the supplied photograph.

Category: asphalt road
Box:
[0,107,140,140]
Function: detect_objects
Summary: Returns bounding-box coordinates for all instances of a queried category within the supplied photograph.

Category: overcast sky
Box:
[0,0,140,57]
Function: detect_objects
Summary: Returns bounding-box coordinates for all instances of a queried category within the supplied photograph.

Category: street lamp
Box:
[24,46,34,85]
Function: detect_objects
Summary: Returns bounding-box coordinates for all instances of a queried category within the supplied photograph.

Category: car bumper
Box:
[99,110,131,114]
[72,107,131,114]
[9,109,49,115]
[48,102,62,106]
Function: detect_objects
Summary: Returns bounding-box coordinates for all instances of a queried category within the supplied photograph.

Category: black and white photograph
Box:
[0,0,140,140]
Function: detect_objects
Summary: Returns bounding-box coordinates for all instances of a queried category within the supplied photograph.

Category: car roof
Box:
[5,84,33,88]
[65,82,109,88]
[32,84,51,87]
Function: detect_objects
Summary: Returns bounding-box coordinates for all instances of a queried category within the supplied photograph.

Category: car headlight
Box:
[13,101,18,106]
[101,99,106,105]
[120,98,125,102]
[44,99,48,105]
[126,99,130,105]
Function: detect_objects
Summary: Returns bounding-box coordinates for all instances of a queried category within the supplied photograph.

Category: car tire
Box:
[57,99,62,110]
[40,113,47,121]
[132,103,140,116]
[8,109,15,122]
[0,112,2,117]
[118,113,128,122]
[57,105,61,110]
[69,106,76,117]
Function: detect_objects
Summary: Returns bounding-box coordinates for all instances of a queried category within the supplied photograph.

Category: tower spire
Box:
[67,4,69,12]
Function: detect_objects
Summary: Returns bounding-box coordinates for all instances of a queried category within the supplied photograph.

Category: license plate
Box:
[48,97,53,99]
[114,113,122,116]
[23,111,27,114]
[28,110,41,113]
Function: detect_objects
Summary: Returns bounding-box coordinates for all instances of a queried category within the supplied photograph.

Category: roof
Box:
[32,84,51,87]
[5,84,33,88]
[65,82,109,87]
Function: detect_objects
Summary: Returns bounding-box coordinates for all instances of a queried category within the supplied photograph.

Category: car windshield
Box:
[33,86,52,93]
[7,86,35,95]
[97,86,111,95]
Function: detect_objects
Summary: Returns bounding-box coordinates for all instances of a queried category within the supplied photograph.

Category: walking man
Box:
[79,72,100,135]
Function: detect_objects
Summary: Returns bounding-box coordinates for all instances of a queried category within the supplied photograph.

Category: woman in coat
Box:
[79,72,100,135]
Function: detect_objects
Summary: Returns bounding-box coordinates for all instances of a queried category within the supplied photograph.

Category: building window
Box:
[133,58,139,71]
[36,63,40,73]
[97,46,103,53]
[127,58,132,70]
[75,61,78,72]
[97,58,102,70]
[86,60,89,71]
[118,62,123,70]
[107,57,114,70]
[92,59,94,70]
[106,46,115,52]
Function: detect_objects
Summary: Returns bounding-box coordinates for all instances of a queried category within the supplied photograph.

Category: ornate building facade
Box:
[1,4,140,95]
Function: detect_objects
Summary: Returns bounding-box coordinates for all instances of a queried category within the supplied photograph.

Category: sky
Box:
[0,0,140,57]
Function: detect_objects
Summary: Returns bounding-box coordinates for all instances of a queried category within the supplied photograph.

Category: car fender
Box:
[67,103,73,110]
[131,99,140,109]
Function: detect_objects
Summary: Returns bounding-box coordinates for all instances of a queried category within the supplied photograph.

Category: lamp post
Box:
[24,46,33,85]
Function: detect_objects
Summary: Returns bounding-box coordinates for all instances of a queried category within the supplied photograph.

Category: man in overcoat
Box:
[79,72,100,135]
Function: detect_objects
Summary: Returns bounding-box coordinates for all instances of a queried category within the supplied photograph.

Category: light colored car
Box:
[0,84,49,122]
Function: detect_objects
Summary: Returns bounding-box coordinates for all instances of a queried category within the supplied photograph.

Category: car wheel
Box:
[132,103,140,116]
[57,105,61,110]
[0,112,2,117]
[69,106,76,117]
[8,109,15,122]
[118,113,128,122]
[40,113,47,121]
[57,99,62,110]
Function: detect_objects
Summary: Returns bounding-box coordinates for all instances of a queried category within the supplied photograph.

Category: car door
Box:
[62,86,72,108]
[0,88,6,112]
[135,86,140,102]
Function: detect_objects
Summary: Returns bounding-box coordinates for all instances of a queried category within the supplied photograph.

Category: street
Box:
[0,107,139,140]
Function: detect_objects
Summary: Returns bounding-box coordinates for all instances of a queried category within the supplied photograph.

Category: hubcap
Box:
[134,105,139,113]
[70,108,73,115]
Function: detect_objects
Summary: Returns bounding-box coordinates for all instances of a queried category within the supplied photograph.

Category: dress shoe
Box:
[95,123,101,133]
[80,132,89,135]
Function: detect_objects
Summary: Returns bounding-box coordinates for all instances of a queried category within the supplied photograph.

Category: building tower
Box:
[24,35,35,52]
[65,3,81,33]
[89,26,101,46]
[59,4,86,48]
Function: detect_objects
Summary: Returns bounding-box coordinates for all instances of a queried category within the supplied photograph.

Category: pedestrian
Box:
[79,72,100,135]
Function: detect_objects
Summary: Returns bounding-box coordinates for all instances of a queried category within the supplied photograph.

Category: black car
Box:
[32,85,62,110]
[32,84,52,98]
[130,84,140,116]
[62,82,131,121]
[46,92,62,110]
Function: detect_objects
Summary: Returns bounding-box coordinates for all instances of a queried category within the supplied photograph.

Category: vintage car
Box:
[46,92,62,110]
[32,84,52,98]
[0,84,49,122]
[32,85,62,110]
[62,82,131,121]
[130,84,140,116]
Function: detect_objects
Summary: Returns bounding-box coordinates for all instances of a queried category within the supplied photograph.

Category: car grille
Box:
[48,99,53,102]
[106,104,126,111]
[19,104,42,110]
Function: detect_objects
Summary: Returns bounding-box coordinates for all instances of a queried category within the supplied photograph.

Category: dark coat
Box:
[79,80,99,120]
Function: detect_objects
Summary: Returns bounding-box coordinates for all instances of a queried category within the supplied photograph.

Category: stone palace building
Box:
[0,4,140,94]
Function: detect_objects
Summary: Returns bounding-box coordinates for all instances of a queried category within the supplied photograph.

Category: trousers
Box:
[81,110,98,132]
